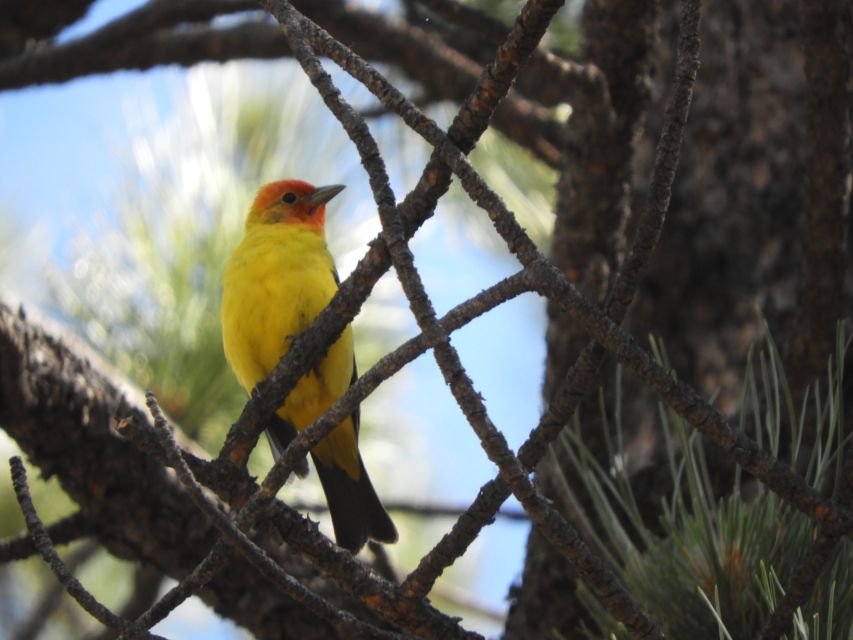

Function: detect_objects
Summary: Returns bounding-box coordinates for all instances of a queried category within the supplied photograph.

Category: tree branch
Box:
[0,511,92,562]
[756,421,853,639]
[294,500,529,522]
[113,279,520,640]
[411,0,603,108]
[10,457,160,640]
[269,11,698,633]
[0,0,564,167]
[0,22,291,90]
[11,540,99,640]
[88,565,164,640]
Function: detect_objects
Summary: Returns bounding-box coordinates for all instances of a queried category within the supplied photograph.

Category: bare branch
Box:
[281,6,693,630]
[0,512,91,562]
[296,500,528,522]
[11,540,99,640]
[756,421,853,639]
[412,0,604,108]
[755,531,840,640]
[120,542,232,637]
[0,0,564,166]
[107,266,529,637]
[0,22,291,91]
[9,457,161,640]
[88,565,164,640]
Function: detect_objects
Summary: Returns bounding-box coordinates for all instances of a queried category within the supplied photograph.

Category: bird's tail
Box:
[265,416,309,477]
[266,421,397,551]
[313,453,398,552]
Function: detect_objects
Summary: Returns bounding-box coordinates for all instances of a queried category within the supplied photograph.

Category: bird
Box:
[221,179,397,551]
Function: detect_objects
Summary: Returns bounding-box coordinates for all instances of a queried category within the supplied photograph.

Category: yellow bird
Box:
[221,179,397,551]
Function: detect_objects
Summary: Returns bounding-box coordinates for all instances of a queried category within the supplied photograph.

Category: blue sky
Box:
[0,2,549,637]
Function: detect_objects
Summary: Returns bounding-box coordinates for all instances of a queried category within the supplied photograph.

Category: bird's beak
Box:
[310,184,346,207]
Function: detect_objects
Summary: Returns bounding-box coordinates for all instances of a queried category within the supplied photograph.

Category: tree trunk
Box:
[506,0,850,635]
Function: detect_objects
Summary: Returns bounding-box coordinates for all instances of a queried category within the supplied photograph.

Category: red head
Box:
[246,179,345,233]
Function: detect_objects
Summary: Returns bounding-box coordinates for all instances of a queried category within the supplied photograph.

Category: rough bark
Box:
[509,0,851,636]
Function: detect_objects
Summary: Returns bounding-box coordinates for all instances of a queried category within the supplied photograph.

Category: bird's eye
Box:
[281,192,297,204]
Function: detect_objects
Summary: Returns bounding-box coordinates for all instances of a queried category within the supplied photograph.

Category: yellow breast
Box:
[221,224,355,429]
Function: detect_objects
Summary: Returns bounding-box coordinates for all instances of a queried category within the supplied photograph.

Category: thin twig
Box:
[11,540,99,640]
[294,500,529,521]
[0,511,92,562]
[121,542,233,637]
[0,1,564,166]
[89,565,164,640]
[756,415,853,640]
[9,457,161,640]
[755,531,840,640]
[413,0,605,108]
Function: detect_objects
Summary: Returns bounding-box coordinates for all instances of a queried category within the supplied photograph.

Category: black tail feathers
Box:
[265,416,309,477]
[313,454,397,552]
[265,420,396,552]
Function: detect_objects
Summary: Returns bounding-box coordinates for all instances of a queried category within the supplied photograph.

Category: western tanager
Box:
[221,179,397,551]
